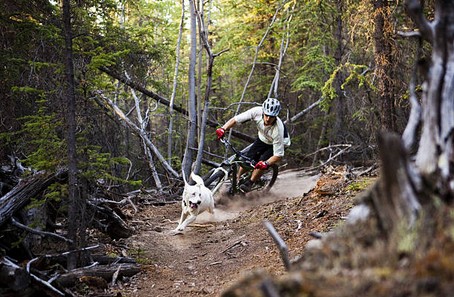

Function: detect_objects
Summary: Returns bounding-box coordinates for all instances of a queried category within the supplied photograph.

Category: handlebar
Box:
[219,137,256,167]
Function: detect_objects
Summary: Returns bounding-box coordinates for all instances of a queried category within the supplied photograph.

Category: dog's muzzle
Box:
[189,201,201,209]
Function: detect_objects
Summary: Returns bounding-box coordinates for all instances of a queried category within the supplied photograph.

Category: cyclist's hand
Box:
[216,128,225,140]
[255,160,269,170]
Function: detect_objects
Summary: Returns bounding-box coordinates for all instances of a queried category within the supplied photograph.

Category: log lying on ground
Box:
[55,263,141,287]
[87,199,134,239]
[0,257,31,292]
[0,170,67,227]
[1,254,141,296]
[0,169,133,241]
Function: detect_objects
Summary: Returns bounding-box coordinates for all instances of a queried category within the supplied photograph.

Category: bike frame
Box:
[206,138,277,196]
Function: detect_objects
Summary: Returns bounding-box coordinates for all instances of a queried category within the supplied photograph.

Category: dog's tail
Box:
[190,172,204,186]
[182,170,188,185]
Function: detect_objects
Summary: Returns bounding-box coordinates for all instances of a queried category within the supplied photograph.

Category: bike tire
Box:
[260,164,279,192]
[204,169,227,192]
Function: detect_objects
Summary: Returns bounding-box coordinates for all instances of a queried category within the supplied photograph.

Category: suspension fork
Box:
[231,163,238,194]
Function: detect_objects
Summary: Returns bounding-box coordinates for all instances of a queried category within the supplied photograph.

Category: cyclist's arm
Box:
[265,155,282,166]
[221,117,237,131]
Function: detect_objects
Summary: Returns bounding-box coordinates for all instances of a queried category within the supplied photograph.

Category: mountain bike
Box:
[203,138,279,196]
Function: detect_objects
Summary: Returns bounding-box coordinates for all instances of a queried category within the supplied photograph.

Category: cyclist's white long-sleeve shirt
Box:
[234,106,290,157]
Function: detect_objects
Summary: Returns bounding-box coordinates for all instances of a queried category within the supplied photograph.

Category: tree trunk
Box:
[374,0,397,132]
[168,0,185,165]
[62,0,85,270]
[331,0,348,142]
[182,0,199,179]
[55,263,140,288]
[368,0,454,235]
[405,0,454,189]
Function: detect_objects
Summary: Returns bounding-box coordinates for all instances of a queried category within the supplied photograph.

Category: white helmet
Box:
[262,98,281,117]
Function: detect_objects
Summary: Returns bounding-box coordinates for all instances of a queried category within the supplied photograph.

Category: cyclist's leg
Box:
[239,140,272,193]
[237,138,261,179]
[250,147,273,182]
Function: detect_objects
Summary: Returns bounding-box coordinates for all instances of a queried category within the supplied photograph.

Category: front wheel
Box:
[257,164,278,192]
[203,168,229,194]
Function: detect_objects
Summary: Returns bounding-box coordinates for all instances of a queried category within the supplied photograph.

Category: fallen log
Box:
[0,257,31,292]
[55,263,141,288]
[0,170,67,227]
[87,200,134,239]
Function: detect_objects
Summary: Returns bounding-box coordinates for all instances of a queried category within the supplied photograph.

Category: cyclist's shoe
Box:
[239,179,254,193]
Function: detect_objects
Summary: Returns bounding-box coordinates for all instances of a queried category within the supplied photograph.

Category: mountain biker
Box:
[215,98,291,193]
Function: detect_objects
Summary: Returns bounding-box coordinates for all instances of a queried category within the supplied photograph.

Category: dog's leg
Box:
[176,211,188,230]
[177,214,197,231]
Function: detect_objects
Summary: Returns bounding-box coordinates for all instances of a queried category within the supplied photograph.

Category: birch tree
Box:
[181,0,198,179]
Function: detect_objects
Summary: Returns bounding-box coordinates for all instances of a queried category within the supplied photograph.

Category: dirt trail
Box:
[118,170,322,297]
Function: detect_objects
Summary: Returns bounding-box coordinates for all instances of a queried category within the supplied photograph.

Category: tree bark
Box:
[374,0,397,132]
[55,263,140,287]
[168,0,185,165]
[182,0,199,179]
[0,170,67,227]
[405,0,454,186]
[62,0,84,270]
[368,133,420,234]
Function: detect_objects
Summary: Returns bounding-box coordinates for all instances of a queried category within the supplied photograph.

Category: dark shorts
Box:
[244,138,273,163]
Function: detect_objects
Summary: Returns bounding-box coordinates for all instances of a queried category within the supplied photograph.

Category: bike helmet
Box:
[262,98,281,117]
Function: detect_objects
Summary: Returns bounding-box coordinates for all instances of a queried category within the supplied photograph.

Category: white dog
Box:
[175,172,214,232]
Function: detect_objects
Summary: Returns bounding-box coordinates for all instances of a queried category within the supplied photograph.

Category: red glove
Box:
[216,128,225,140]
[255,160,269,170]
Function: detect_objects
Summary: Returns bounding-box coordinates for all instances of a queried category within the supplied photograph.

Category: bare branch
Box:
[264,220,290,271]
[94,90,179,178]
[285,97,323,124]
[404,0,433,42]
[10,217,73,244]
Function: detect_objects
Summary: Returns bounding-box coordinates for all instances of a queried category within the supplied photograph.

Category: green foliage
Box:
[88,49,131,69]
[43,182,67,204]
[320,63,374,112]
[11,86,44,95]
[19,98,66,171]
[80,146,142,187]
[347,178,374,192]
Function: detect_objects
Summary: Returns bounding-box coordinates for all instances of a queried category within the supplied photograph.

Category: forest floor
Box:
[99,166,375,297]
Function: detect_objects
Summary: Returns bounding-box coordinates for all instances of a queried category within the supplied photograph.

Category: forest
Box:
[1,0,453,296]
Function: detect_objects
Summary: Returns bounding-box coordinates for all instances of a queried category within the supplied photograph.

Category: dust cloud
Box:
[195,169,319,224]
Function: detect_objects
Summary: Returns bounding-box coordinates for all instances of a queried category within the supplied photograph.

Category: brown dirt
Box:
[106,167,374,297]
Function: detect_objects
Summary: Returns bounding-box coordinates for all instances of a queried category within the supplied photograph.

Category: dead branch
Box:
[87,199,134,239]
[0,170,67,227]
[285,97,323,125]
[305,144,353,169]
[10,217,72,244]
[0,257,31,291]
[97,67,255,143]
[264,220,290,271]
